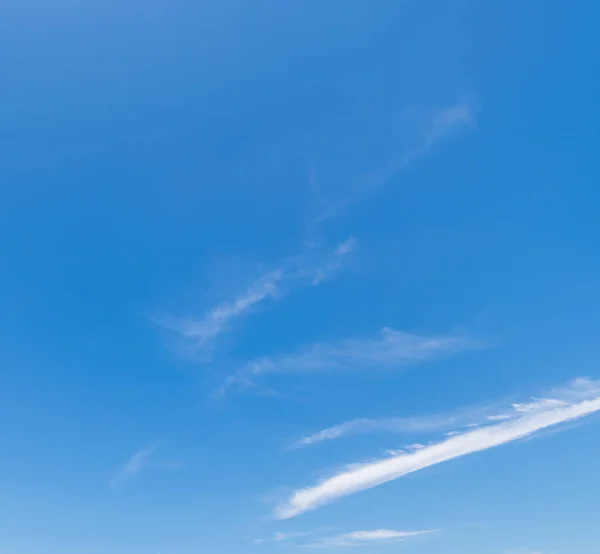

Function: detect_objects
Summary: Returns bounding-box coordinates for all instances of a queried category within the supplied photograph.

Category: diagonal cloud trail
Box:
[110,443,158,487]
[156,238,356,357]
[294,412,479,448]
[159,269,284,348]
[276,379,600,519]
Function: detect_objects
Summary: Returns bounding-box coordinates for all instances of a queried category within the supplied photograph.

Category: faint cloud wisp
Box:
[305,528,439,548]
[294,409,487,449]
[110,443,158,488]
[156,238,356,360]
[219,327,478,396]
[314,101,474,224]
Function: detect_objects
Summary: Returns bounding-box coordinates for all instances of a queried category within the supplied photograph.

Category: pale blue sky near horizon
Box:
[1,2,600,554]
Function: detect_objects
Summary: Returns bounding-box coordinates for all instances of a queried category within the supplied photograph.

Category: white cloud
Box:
[296,388,589,448]
[335,238,357,256]
[110,443,158,487]
[306,528,438,548]
[157,239,356,356]
[252,328,471,373]
[424,103,473,147]
[252,532,309,545]
[220,328,477,395]
[276,379,600,519]
[160,269,283,348]
[250,528,435,549]
[294,408,489,448]
[306,238,357,285]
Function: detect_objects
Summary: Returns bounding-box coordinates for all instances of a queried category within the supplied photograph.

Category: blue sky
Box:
[1,1,600,553]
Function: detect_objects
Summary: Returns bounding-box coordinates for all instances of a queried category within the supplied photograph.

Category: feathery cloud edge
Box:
[156,238,356,357]
[219,327,479,395]
[110,443,158,487]
[276,378,600,518]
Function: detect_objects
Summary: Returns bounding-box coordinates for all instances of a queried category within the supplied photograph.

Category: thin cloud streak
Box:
[294,385,592,448]
[305,528,438,548]
[276,379,600,518]
[161,269,283,347]
[294,411,483,448]
[373,103,474,185]
[252,532,310,545]
[220,328,477,395]
[315,102,473,224]
[110,443,158,487]
[424,103,473,147]
[305,237,357,285]
[157,239,356,356]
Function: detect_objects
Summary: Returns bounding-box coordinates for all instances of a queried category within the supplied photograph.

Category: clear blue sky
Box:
[1,2,600,553]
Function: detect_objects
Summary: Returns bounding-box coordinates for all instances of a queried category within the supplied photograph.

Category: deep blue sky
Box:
[1,2,599,553]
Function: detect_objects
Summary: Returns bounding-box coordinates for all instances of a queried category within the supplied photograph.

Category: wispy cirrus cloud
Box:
[294,386,585,448]
[294,410,484,449]
[251,532,311,545]
[110,443,158,487]
[314,102,474,224]
[250,528,437,549]
[304,238,357,285]
[158,269,284,350]
[157,102,472,364]
[305,528,438,548]
[219,327,478,396]
[423,103,473,147]
[375,102,474,183]
[110,443,184,487]
[157,101,472,365]
[276,378,600,519]
[156,238,356,358]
